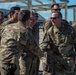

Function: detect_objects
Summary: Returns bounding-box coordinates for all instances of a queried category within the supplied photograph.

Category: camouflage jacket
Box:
[0,21,42,65]
[41,24,76,55]
[43,19,52,33]
[0,18,17,52]
[1,18,16,26]
[43,19,69,34]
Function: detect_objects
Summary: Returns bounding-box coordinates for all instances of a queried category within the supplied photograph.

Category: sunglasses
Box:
[52,9,61,11]
[50,17,59,20]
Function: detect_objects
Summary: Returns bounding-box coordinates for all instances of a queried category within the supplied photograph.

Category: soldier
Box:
[0,6,20,69]
[19,12,40,75]
[0,7,20,67]
[72,22,76,75]
[43,3,69,33]
[0,10,42,75]
[1,6,20,26]
[29,12,40,75]
[42,4,61,75]
[43,3,61,33]
[40,12,76,75]
[42,4,70,75]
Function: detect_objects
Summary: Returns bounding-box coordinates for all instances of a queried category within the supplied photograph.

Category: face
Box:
[13,10,20,21]
[50,13,62,27]
[51,5,60,13]
[8,14,11,20]
[25,18,31,27]
[0,13,3,21]
[29,11,35,27]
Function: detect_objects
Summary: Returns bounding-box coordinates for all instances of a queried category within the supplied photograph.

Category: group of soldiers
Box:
[0,7,42,75]
[41,3,76,75]
[0,3,76,75]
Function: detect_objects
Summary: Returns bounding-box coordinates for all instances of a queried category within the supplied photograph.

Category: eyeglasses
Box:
[50,17,59,20]
[52,9,61,11]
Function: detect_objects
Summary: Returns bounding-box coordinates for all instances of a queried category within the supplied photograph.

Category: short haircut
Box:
[51,3,60,9]
[52,12,62,18]
[9,6,20,16]
[18,10,30,22]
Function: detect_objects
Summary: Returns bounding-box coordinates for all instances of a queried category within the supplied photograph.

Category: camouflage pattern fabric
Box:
[0,22,43,75]
[1,18,16,26]
[19,27,40,75]
[0,18,19,75]
[72,22,76,75]
[40,24,76,75]
[43,19,52,33]
[20,23,40,75]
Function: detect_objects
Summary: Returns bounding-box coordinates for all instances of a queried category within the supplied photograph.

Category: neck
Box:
[11,17,18,23]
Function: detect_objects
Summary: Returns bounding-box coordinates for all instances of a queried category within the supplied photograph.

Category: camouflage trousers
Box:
[42,53,75,75]
[42,65,75,75]
[19,54,40,75]
[0,62,20,75]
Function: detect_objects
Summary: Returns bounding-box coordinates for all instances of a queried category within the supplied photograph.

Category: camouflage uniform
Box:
[42,19,52,75]
[43,19,69,34]
[42,19,70,75]
[72,22,76,75]
[0,18,18,74]
[43,19,52,33]
[0,20,4,25]
[0,22,42,75]
[1,18,17,26]
[0,18,17,44]
[19,26,40,75]
[40,24,76,75]
[32,23,40,75]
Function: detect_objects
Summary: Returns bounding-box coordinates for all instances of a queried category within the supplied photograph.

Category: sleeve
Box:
[1,27,18,64]
[20,29,43,58]
[25,37,43,58]
[43,19,52,33]
[39,31,52,52]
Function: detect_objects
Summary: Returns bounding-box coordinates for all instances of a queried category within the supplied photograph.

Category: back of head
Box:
[10,6,20,17]
[18,10,30,22]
